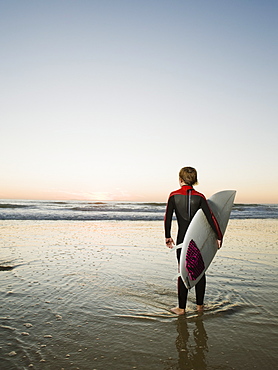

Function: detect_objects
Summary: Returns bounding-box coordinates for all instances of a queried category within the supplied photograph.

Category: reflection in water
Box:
[175,315,208,370]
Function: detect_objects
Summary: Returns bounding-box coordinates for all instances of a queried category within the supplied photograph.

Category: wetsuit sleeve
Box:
[200,198,223,240]
[164,195,174,238]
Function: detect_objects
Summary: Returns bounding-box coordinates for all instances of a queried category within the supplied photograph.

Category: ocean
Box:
[0,219,277,369]
[0,198,277,368]
[0,200,277,220]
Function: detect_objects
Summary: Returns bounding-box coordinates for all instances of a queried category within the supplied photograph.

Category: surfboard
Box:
[177,190,236,289]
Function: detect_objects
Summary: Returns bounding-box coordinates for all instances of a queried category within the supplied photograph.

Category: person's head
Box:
[179,167,198,186]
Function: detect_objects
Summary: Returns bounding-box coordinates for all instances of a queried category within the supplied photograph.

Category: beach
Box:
[0,219,277,369]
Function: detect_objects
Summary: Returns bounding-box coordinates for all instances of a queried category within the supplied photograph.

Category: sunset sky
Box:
[1,0,277,203]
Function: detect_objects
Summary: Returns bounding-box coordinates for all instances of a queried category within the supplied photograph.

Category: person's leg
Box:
[195,274,206,311]
[178,276,188,308]
[171,277,188,314]
[171,249,188,315]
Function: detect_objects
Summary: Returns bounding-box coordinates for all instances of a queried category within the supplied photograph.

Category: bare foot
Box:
[196,305,204,312]
[170,307,185,315]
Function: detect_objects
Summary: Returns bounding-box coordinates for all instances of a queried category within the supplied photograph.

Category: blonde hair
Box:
[179,167,198,186]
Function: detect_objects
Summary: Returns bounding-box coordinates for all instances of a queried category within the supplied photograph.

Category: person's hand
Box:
[165,238,175,249]
[217,239,222,249]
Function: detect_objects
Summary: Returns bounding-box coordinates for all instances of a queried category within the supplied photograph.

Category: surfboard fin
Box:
[173,273,181,281]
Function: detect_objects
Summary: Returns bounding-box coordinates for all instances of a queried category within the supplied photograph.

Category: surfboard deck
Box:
[179,190,236,289]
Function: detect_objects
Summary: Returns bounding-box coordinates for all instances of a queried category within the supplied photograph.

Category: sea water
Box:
[0,200,277,220]
[0,199,277,369]
[0,219,277,369]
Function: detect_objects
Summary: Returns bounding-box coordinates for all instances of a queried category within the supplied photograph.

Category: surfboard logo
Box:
[185,239,205,281]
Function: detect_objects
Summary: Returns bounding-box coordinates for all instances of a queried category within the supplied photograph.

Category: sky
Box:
[1,0,277,203]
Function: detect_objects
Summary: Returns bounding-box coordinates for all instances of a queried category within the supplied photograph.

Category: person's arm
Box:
[164,195,175,249]
[201,198,223,248]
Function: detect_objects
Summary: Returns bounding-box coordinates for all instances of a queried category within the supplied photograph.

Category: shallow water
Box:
[0,220,277,369]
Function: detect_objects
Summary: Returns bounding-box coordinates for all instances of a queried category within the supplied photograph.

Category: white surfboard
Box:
[178,190,236,289]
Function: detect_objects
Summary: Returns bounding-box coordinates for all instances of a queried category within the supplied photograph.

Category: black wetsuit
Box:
[164,185,222,308]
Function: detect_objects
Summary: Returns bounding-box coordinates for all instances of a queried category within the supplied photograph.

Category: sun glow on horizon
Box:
[1,185,278,204]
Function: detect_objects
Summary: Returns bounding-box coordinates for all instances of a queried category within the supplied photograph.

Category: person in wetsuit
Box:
[164,167,223,315]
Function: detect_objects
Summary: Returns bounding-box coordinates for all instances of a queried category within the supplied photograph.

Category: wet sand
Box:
[0,219,277,369]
